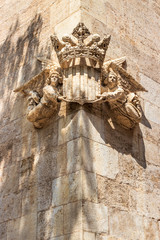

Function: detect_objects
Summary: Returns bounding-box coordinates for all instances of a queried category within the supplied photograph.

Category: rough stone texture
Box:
[37,206,63,239]
[83,202,108,233]
[109,208,159,240]
[0,0,160,240]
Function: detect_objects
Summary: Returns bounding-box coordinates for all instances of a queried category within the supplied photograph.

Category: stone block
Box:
[81,10,108,37]
[81,110,105,144]
[10,93,26,121]
[58,111,81,145]
[54,11,81,39]
[16,115,36,140]
[144,164,160,193]
[158,221,160,238]
[67,138,82,174]
[19,213,37,240]
[82,171,98,203]
[53,145,67,177]
[7,213,37,240]
[64,232,82,240]
[37,206,63,239]
[144,139,160,166]
[52,170,98,208]
[37,119,58,152]
[0,163,19,196]
[50,237,64,240]
[83,202,108,233]
[139,120,160,145]
[0,140,12,169]
[0,94,11,126]
[109,208,159,240]
[129,189,160,220]
[50,0,69,27]
[118,153,160,194]
[69,0,81,15]
[19,155,37,189]
[37,151,57,183]
[82,138,119,179]
[144,101,160,125]
[139,73,160,107]
[97,176,129,210]
[117,153,145,187]
[22,186,37,216]
[84,231,96,240]
[12,134,37,163]
[81,0,106,24]
[96,235,122,240]
[38,180,52,211]
[38,140,82,182]
[64,202,82,234]
[0,122,16,145]
[103,113,133,154]
[0,222,6,240]
[0,193,21,222]
[52,171,82,207]
[51,0,81,28]
[7,218,20,240]
[50,232,82,240]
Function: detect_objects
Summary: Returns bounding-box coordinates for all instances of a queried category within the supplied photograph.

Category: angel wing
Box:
[37,57,61,72]
[14,57,62,96]
[14,69,50,97]
[103,57,147,92]
[104,56,126,68]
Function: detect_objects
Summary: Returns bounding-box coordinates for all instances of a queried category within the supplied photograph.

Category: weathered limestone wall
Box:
[0,0,160,240]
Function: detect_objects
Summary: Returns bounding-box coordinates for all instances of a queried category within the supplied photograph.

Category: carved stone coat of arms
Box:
[14,23,146,129]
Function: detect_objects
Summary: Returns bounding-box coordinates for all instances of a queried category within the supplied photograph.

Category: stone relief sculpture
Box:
[26,69,62,128]
[14,23,146,129]
[15,65,63,128]
[99,67,142,129]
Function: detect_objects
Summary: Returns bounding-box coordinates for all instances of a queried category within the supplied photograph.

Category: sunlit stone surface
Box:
[0,0,160,240]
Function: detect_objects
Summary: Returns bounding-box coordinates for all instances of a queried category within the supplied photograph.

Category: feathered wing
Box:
[14,58,62,96]
[103,56,126,69]
[37,57,54,70]
[37,57,61,72]
[14,69,50,97]
[103,57,147,92]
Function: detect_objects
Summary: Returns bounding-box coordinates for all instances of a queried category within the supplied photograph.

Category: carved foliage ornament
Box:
[14,23,147,129]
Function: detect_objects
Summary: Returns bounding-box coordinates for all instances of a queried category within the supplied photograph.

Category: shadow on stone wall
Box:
[0,14,43,89]
[0,14,45,240]
[0,14,44,126]
[84,103,147,169]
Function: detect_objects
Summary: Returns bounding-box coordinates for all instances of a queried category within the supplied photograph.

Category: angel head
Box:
[28,91,40,105]
[103,70,119,90]
[46,70,62,87]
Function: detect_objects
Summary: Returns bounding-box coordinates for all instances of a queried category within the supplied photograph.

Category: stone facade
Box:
[0,0,160,240]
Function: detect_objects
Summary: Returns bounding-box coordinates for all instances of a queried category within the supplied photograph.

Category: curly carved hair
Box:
[101,68,122,88]
[46,69,63,85]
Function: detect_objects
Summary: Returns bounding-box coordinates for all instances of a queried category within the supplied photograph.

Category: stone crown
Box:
[51,23,111,67]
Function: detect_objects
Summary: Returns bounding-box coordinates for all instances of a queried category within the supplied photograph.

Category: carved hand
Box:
[97,93,109,100]
[57,96,66,101]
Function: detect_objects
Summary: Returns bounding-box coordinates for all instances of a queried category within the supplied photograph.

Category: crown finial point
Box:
[72,22,90,43]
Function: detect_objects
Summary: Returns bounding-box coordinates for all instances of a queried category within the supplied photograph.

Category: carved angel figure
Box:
[99,70,142,129]
[27,70,62,128]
